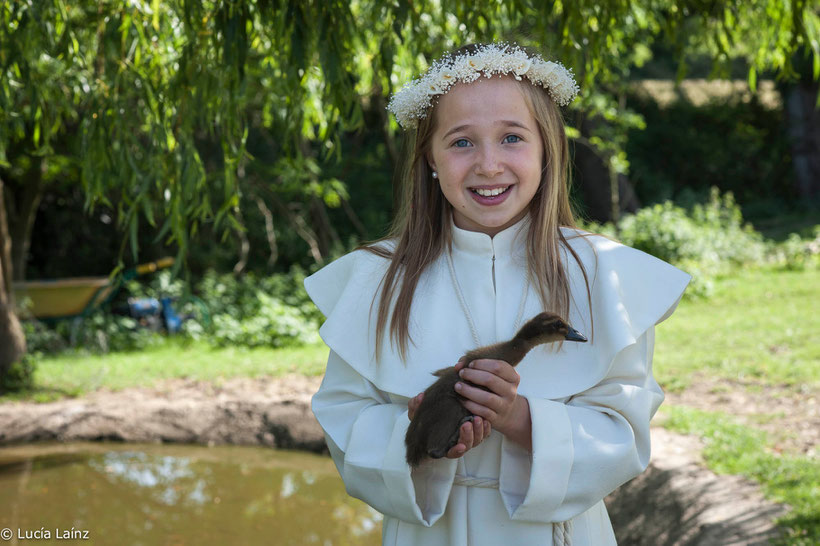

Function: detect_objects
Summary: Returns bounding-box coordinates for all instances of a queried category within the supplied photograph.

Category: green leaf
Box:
[129,212,139,261]
[142,196,156,227]
[152,0,161,30]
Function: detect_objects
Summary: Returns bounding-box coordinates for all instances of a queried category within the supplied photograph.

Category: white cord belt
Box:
[452,474,573,545]
[453,474,499,488]
[553,520,573,546]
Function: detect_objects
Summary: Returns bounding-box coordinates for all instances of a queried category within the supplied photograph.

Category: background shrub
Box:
[768,227,820,271]
[197,269,321,348]
[586,188,772,297]
[0,354,35,393]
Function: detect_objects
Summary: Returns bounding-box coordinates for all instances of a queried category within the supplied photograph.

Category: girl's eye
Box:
[503,134,522,144]
[453,138,472,148]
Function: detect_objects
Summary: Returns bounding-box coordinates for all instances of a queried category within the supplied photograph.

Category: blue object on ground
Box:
[161,297,184,334]
[128,298,161,317]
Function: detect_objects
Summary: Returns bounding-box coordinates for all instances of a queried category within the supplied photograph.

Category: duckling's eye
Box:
[453,138,472,148]
[503,134,522,144]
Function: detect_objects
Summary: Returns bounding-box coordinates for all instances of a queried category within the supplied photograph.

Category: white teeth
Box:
[473,187,508,197]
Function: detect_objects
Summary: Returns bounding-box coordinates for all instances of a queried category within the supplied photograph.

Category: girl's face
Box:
[428,76,544,237]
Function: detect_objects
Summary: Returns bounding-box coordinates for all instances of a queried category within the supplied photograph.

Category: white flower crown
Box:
[387,43,579,129]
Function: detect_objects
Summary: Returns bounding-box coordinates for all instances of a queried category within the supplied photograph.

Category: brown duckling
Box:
[405,312,587,467]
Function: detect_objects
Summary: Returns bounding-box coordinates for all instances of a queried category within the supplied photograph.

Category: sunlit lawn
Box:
[8,266,818,401]
[5,341,329,402]
[654,267,820,393]
[652,266,820,544]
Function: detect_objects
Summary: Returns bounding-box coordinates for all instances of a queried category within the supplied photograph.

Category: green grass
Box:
[2,339,329,402]
[654,267,820,393]
[659,405,820,545]
[652,267,820,544]
[651,266,820,543]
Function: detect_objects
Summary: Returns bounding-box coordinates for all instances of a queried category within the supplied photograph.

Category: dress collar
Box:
[450,214,530,257]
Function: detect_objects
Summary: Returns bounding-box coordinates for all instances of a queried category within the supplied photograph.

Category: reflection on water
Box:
[0,443,381,545]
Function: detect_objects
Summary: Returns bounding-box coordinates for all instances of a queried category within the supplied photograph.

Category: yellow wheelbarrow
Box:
[13,257,176,321]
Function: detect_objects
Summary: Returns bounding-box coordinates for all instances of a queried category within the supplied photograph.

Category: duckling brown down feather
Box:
[404,312,587,467]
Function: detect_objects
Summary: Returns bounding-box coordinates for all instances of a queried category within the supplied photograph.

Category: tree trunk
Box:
[571,139,640,222]
[785,79,820,199]
[0,185,10,299]
[0,178,27,380]
[8,156,45,282]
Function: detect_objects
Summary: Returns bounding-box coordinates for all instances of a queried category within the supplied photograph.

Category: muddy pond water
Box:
[0,443,381,545]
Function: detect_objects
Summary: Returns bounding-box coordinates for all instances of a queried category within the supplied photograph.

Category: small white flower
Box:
[423,76,443,95]
[465,55,485,71]
[438,68,457,85]
[512,58,532,76]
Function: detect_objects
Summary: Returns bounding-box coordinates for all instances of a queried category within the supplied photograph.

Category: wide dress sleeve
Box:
[312,349,456,526]
[307,249,456,526]
[495,234,690,524]
[498,328,663,522]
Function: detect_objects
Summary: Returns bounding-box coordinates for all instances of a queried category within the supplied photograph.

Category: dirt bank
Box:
[607,427,787,545]
[0,376,326,452]
[0,375,787,544]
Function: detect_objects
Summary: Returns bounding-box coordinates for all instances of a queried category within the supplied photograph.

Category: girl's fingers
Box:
[465,359,521,384]
[445,417,491,459]
[472,417,485,444]
[455,380,504,414]
[458,368,515,399]
[460,420,474,449]
[461,398,497,421]
[446,421,473,458]
[407,393,424,420]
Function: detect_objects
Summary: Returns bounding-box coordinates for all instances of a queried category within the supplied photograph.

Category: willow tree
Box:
[1,0,817,384]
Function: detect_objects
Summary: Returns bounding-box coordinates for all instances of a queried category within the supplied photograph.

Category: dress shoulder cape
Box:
[304,231,691,400]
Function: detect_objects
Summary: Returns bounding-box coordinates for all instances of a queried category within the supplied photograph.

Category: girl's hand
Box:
[407,392,492,459]
[453,359,532,450]
[445,414,491,459]
[407,392,424,420]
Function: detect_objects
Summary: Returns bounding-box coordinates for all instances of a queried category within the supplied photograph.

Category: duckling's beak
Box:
[564,327,587,342]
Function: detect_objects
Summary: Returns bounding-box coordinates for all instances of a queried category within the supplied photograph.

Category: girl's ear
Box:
[425,153,437,173]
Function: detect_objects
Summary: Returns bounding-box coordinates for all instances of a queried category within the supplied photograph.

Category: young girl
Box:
[305,43,690,545]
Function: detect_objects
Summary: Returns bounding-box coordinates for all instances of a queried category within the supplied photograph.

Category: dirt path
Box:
[0,375,790,544]
[665,375,819,457]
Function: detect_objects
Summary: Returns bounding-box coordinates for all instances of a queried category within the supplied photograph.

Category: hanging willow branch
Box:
[0,0,816,265]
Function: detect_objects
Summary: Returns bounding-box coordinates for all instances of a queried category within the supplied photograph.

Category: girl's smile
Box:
[428,76,544,237]
[468,184,514,205]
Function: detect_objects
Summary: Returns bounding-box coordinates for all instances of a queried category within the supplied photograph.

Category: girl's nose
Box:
[475,147,503,177]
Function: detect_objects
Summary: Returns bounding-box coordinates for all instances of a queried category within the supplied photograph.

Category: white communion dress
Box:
[305,217,691,545]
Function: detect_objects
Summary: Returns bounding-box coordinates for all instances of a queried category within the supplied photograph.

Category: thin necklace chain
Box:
[446,249,529,347]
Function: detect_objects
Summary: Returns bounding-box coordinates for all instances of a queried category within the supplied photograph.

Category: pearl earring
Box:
[432,171,438,179]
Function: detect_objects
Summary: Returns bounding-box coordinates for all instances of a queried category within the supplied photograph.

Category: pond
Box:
[0,443,382,545]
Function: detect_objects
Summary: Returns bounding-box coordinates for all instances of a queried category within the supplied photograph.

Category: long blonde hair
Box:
[365,44,593,359]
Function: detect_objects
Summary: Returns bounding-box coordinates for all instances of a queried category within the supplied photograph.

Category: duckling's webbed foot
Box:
[428,415,474,459]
